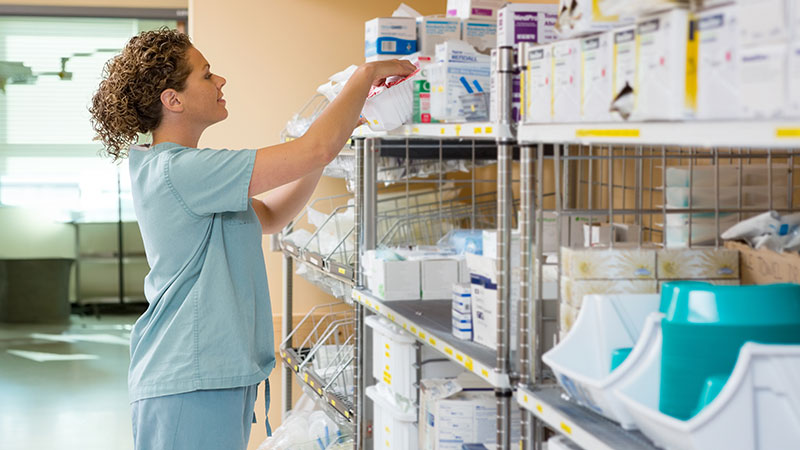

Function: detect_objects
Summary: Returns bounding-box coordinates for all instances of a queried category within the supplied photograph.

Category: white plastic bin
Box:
[367,315,462,401]
[367,384,418,450]
[542,294,661,428]
[615,342,800,450]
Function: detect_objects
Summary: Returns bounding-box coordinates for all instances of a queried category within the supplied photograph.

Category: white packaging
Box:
[739,43,787,119]
[524,44,553,123]
[552,39,582,123]
[466,253,520,351]
[365,17,418,61]
[737,0,790,47]
[364,251,421,300]
[420,258,460,300]
[446,0,505,20]
[428,45,491,122]
[367,384,418,450]
[418,16,462,57]
[580,32,614,122]
[362,71,417,131]
[697,6,741,119]
[497,3,560,47]
[367,315,462,401]
[462,19,497,53]
[481,228,521,264]
[420,379,520,450]
[633,8,691,121]
[452,283,472,313]
[556,0,634,38]
[610,26,637,121]
[789,40,800,116]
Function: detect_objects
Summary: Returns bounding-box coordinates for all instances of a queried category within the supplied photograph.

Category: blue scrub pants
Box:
[131,384,260,450]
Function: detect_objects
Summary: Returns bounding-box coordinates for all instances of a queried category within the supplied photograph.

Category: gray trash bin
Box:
[0,258,74,324]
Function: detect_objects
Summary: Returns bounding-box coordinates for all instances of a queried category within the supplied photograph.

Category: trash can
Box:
[0,258,74,324]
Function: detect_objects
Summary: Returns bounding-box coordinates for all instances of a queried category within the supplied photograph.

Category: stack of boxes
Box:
[452,283,473,340]
[559,245,740,338]
[363,248,466,301]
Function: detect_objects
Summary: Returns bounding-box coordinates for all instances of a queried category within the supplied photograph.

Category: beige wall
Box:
[189,0,446,446]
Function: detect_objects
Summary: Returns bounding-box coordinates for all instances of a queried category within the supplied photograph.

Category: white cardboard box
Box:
[789,40,800,116]
[739,43,788,119]
[524,43,553,123]
[610,25,637,121]
[364,251,421,300]
[555,0,634,38]
[737,0,790,47]
[580,32,614,122]
[418,16,462,57]
[462,19,497,53]
[632,8,691,121]
[552,39,582,123]
[697,6,741,119]
[365,17,417,61]
[446,0,505,20]
[497,3,559,47]
[421,258,460,300]
[430,41,491,121]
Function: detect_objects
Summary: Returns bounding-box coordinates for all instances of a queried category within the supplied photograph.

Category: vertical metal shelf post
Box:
[517,42,536,450]
[496,44,515,450]
[281,254,293,421]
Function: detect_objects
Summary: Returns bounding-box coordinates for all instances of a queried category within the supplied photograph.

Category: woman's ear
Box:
[160,88,183,113]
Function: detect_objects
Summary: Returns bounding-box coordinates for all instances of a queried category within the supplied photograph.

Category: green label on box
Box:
[413,79,438,124]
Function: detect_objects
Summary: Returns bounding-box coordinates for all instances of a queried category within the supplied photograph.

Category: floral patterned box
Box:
[561,246,658,280]
[656,248,739,280]
[560,277,659,309]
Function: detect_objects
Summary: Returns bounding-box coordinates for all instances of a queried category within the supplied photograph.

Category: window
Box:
[0,16,179,222]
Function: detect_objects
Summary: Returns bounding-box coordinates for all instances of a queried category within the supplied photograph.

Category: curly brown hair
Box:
[90,27,193,161]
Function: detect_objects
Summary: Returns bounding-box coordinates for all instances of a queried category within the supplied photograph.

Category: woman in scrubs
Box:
[89,28,414,450]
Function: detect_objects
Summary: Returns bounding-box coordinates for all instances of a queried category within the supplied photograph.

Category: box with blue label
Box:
[429,41,491,121]
[365,17,417,62]
[462,19,497,53]
[418,16,462,56]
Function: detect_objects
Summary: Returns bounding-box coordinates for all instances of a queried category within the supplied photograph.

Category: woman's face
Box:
[179,46,228,127]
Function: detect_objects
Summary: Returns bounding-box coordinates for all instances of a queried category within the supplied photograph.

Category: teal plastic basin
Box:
[658,283,800,420]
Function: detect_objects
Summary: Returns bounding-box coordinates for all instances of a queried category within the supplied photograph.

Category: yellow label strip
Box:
[576,128,640,138]
[776,128,800,138]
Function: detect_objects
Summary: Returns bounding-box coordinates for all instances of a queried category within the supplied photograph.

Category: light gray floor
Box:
[0,314,138,450]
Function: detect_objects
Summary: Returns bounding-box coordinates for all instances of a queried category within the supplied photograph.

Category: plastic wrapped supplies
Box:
[361,69,420,131]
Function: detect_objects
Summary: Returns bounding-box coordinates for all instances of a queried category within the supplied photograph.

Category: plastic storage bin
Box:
[658,283,800,420]
[366,315,462,401]
[542,293,661,428]
[616,342,800,450]
[366,384,418,450]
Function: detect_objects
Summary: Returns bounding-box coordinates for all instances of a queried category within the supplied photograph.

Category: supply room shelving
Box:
[516,121,800,149]
[517,386,659,450]
[351,289,511,388]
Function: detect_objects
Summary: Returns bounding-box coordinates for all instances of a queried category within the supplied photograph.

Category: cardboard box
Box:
[552,39,582,123]
[725,240,800,284]
[365,17,417,61]
[555,0,634,38]
[739,43,787,119]
[364,250,421,300]
[413,75,437,124]
[561,246,657,280]
[657,248,739,280]
[524,43,553,123]
[632,8,691,120]
[462,19,497,53]
[789,40,800,116]
[560,300,579,336]
[580,32,614,122]
[497,3,559,47]
[419,376,519,450]
[421,258,460,300]
[430,41,491,121]
[560,277,659,309]
[446,0,505,20]
[737,0,790,47]
[418,16,462,57]
[697,6,741,119]
[610,26,637,121]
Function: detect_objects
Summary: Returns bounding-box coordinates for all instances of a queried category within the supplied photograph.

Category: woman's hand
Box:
[362,59,417,88]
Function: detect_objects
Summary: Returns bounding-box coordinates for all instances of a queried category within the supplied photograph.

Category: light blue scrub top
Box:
[127,142,275,402]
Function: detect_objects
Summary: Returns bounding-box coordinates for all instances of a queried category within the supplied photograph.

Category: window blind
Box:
[0,16,177,222]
